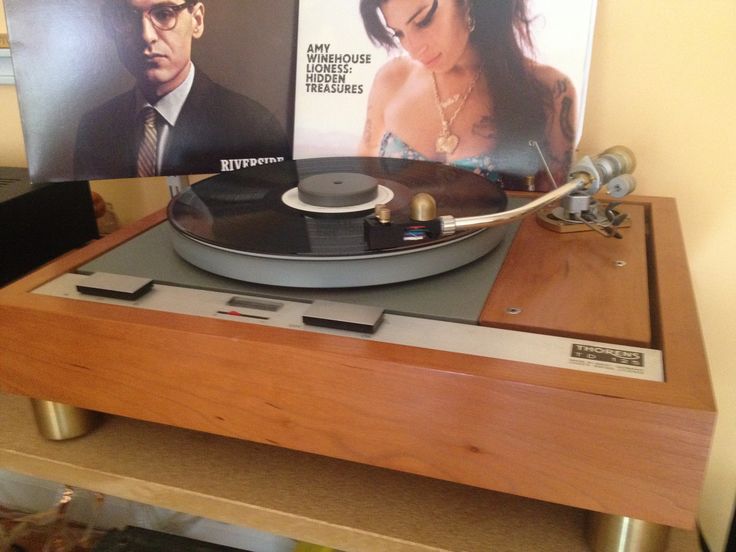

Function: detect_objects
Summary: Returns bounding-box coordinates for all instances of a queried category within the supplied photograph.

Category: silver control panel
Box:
[34,272,664,382]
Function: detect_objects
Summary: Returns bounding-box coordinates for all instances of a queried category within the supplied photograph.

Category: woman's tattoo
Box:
[472,116,496,139]
[560,96,575,143]
[554,78,568,98]
[548,148,573,181]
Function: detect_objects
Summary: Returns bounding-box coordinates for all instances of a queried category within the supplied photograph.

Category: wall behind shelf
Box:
[0,22,25,167]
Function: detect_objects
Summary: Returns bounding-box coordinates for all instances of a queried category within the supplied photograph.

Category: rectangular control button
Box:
[76,272,154,301]
[303,300,384,334]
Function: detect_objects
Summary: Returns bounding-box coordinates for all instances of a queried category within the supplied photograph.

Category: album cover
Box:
[4,0,297,183]
[294,0,597,191]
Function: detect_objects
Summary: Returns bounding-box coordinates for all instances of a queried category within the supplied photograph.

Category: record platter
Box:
[168,157,509,288]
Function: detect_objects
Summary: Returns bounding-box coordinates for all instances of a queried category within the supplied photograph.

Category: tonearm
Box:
[365,146,637,249]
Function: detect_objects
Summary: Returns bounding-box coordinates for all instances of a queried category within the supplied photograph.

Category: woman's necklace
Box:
[439,93,460,109]
[432,68,482,155]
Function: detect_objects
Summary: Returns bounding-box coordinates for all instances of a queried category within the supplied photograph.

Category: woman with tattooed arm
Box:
[359,0,576,192]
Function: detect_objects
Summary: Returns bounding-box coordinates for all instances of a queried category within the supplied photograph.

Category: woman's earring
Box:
[466,13,476,33]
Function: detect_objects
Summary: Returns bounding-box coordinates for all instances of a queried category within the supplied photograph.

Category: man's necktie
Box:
[136,106,158,177]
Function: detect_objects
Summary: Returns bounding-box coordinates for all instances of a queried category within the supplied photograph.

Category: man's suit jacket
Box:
[74,70,291,180]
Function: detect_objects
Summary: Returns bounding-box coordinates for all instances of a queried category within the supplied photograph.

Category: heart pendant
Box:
[436,133,459,154]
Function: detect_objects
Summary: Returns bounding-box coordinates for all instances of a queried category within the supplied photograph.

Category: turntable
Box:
[0,150,715,533]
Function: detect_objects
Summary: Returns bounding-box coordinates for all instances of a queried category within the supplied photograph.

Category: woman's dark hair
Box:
[360,0,553,183]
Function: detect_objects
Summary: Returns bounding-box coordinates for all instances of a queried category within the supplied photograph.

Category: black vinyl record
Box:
[168,157,507,258]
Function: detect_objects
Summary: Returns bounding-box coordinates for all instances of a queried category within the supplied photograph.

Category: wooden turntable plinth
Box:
[0,194,715,530]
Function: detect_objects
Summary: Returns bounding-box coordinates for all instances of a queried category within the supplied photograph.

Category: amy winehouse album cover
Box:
[293,0,598,191]
[4,0,297,183]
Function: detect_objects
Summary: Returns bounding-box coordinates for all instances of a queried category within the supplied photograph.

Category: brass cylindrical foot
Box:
[30,399,101,440]
[585,511,670,552]
[293,543,337,552]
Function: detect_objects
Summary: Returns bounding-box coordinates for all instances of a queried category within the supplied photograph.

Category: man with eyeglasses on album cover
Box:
[74,0,291,180]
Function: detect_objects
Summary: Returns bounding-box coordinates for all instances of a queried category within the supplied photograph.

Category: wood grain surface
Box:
[480,204,651,347]
[0,196,715,530]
